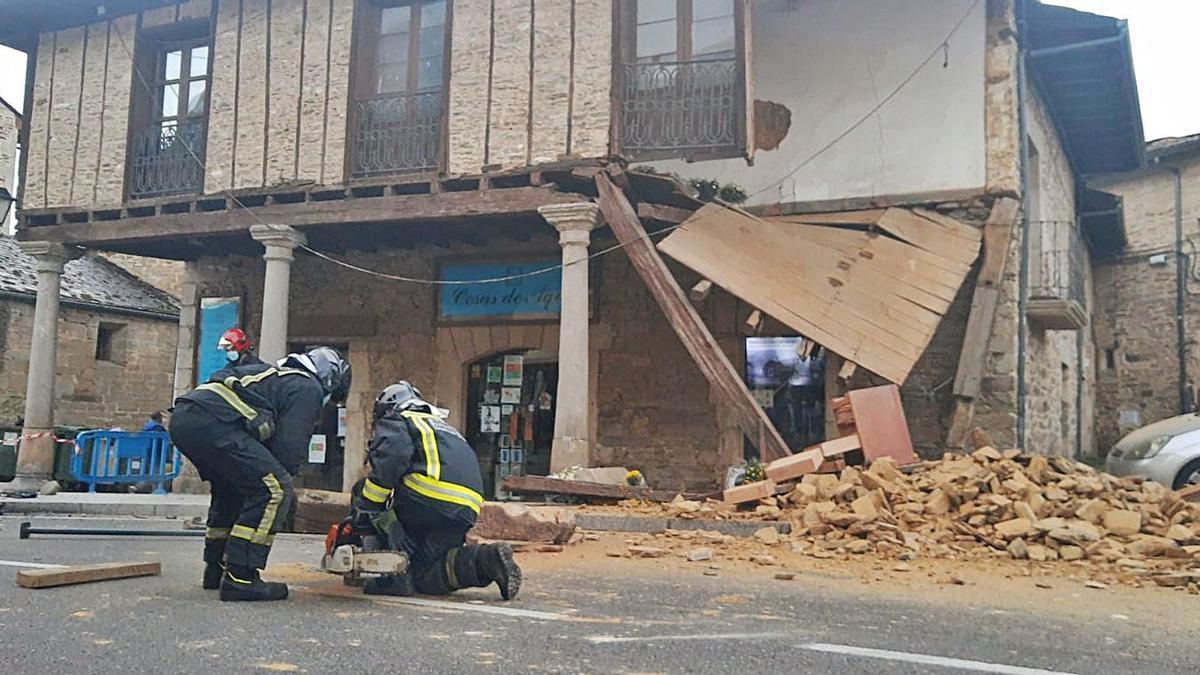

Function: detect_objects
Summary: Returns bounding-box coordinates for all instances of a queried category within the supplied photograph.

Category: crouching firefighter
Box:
[170,347,351,601]
[348,381,521,600]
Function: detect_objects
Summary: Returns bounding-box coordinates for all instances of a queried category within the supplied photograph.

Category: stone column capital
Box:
[250,224,306,262]
[18,241,83,274]
[539,203,603,246]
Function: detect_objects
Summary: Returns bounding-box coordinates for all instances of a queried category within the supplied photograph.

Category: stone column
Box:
[171,263,207,494]
[538,203,603,472]
[250,224,305,363]
[8,242,80,491]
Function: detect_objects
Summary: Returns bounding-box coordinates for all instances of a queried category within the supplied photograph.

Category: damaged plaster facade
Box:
[8,0,1142,492]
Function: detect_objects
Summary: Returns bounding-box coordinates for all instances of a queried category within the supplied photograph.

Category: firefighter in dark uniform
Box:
[350,381,521,600]
[169,346,351,602]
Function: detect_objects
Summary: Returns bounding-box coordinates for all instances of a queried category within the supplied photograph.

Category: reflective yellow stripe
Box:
[405,412,441,481]
[196,382,259,420]
[230,367,310,387]
[206,527,231,540]
[257,473,284,543]
[403,473,483,514]
[227,474,284,546]
[362,478,392,504]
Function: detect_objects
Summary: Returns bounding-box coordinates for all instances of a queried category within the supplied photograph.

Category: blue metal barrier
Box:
[71,431,182,494]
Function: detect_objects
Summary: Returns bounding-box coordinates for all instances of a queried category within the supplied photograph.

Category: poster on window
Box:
[480,405,501,433]
[336,407,348,438]
[501,387,521,404]
[308,434,327,464]
[502,355,524,386]
[197,297,241,385]
[486,366,502,384]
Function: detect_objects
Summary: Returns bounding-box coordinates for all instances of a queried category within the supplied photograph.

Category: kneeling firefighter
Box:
[170,347,351,601]
[348,381,521,600]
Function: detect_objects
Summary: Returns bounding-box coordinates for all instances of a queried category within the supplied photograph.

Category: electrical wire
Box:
[105,0,982,286]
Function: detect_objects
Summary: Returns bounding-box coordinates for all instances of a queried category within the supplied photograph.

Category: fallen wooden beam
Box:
[16,561,161,589]
[501,475,701,503]
[837,360,858,382]
[595,173,791,461]
[743,309,764,335]
[637,202,695,224]
[723,479,777,505]
[817,434,862,459]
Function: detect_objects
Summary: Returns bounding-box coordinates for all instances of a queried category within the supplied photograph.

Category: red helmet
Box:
[218,328,253,354]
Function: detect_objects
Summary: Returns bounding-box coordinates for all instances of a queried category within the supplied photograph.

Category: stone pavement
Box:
[0,492,208,518]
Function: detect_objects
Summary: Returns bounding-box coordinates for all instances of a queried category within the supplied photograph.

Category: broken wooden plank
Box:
[800,339,818,359]
[1176,484,1200,503]
[838,360,858,382]
[743,309,764,335]
[16,561,161,589]
[501,475,700,503]
[765,448,824,483]
[689,279,714,303]
[723,479,777,505]
[817,434,862,459]
[595,173,791,461]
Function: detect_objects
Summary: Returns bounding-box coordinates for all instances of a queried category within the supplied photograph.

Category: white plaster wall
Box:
[655,0,987,207]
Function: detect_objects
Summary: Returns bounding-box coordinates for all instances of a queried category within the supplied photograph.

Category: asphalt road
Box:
[0,515,1194,674]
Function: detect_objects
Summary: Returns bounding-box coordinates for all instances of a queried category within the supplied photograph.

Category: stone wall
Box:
[0,299,178,430]
[1090,151,1200,453]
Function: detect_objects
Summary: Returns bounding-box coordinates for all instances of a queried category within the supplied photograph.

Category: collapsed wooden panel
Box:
[658,204,980,383]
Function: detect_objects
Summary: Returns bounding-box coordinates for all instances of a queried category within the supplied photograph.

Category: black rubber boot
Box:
[219,567,288,602]
[477,543,522,601]
[202,563,225,590]
[363,572,416,597]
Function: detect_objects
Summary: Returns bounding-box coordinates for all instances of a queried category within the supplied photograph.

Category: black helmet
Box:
[374,381,423,421]
[286,347,352,404]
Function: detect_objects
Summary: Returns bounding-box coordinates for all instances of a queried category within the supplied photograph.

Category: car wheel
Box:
[1172,458,1200,490]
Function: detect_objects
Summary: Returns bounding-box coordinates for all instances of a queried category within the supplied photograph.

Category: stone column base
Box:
[550,436,591,473]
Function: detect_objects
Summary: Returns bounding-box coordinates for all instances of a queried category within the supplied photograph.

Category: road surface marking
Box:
[0,559,67,570]
[800,643,1077,675]
[294,584,575,622]
[586,633,784,644]
[377,596,575,621]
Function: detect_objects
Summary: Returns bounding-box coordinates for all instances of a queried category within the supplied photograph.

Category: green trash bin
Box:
[0,426,18,483]
[53,426,88,488]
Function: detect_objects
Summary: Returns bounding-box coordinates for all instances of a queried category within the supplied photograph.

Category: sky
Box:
[0,0,1197,140]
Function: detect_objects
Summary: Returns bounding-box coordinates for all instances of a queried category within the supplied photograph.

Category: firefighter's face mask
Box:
[224,349,240,362]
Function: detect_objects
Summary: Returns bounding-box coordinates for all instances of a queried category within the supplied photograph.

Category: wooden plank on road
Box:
[16,561,161,589]
[595,173,792,462]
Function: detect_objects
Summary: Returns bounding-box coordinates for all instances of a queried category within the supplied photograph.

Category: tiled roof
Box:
[0,236,178,317]
[1146,133,1200,159]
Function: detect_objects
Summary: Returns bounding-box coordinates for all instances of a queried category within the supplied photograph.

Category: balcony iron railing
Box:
[1028,220,1088,330]
[617,58,740,159]
[128,120,207,199]
[351,90,442,177]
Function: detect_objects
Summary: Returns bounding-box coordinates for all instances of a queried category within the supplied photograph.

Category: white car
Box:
[1106,414,1200,490]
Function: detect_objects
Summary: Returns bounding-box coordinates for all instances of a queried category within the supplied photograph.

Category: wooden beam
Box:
[501,475,701,503]
[800,339,818,359]
[637,202,694,224]
[689,279,714,303]
[947,197,1020,448]
[21,187,586,246]
[16,561,161,589]
[838,360,858,382]
[595,172,792,462]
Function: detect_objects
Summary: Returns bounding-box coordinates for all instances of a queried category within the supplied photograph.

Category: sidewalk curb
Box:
[0,500,208,519]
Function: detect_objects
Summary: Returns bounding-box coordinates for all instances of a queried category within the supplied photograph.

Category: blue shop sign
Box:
[439,261,562,321]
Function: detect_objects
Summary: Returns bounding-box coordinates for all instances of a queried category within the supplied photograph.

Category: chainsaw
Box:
[321,519,409,586]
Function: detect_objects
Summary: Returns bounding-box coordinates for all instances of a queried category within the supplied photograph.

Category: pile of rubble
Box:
[649,448,1200,588]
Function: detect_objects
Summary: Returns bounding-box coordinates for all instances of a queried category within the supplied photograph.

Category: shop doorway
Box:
[744,337,826,457]
[465,349,558,499]
[287,341,349,491]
